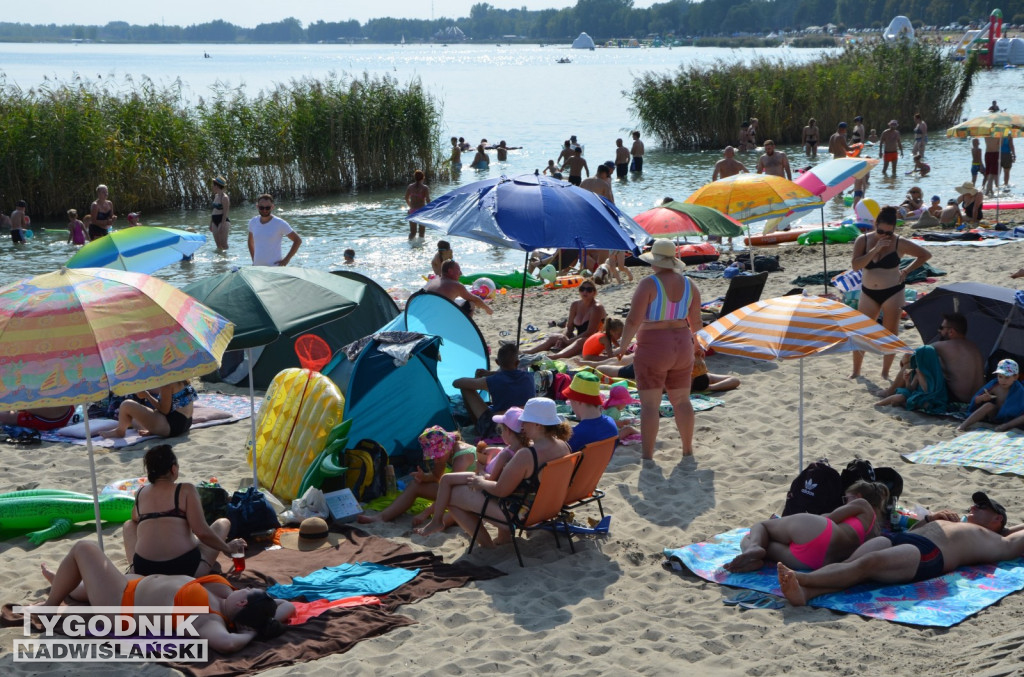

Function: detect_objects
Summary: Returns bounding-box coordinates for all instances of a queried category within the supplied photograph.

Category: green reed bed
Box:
[628,43,978,150]
[0,73,447,218]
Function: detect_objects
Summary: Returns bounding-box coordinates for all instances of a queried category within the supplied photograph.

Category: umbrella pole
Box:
[798,359,805,471]
[247,347,259,491]
[83,407,104,551]
[515,251,529,348]
[820,205,829,296]
[746,225,756,273]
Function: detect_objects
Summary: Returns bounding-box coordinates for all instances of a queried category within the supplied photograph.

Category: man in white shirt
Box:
[247,194,301,266]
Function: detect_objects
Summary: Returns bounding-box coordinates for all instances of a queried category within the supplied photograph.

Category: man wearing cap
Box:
[779,491,1024,607]
[879,120,903,176]
[126,212,141,228]
[712,146,747,181]
[453,343,533,438]
[755,140,791,180]
[828,122,850,160]
[850,116,866,145]
[562,372,618,452]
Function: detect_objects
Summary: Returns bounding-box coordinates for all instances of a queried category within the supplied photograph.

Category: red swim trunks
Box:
[16,407,74,431]
[883,151,898,163]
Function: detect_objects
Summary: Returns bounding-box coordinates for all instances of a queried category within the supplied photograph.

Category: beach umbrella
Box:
[636,203,745,239]
[409,173,650,344]
[66,227,207,275]
[794,157,878,203]
[183,266,362,489]
[696,295,910,470]
[685,174,823,274]
[0,267,233,549]
[946,112,1024,224]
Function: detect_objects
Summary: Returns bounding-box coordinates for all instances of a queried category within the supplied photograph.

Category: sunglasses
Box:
[579,286,596,293]
[257,205,273,211]
[875,228,894,235]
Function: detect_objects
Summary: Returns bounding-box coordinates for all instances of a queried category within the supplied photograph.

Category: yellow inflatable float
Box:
[246,368,345,502]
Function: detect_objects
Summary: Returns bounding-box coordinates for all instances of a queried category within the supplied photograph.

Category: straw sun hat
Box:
[640,238,685,271]
[955,181,979,196]
[280,517,345,551]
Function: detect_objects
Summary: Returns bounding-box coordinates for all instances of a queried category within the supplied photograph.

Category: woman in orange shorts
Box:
[35,540,294,653]
[616,239,702,460]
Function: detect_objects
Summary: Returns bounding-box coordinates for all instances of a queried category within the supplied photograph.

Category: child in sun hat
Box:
[357,425,476,524]
[960,359,1024,432]
[563,372,618,451]
[602,384,640,442]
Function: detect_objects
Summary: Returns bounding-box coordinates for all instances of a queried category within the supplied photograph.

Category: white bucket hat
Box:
[518,397,563,426]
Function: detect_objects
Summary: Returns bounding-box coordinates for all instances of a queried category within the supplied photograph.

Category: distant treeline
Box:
[628,43,979,150]
[0,74,446,218]
[0,1,1020,44]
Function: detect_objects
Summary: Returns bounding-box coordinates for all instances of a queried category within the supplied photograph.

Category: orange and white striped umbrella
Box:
[696,294,910,359]
[696,295,910,469]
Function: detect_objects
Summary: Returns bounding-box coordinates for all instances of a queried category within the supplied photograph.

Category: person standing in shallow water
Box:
[89,184,116,240]
[406,169,430,238]
[209,176,231,250]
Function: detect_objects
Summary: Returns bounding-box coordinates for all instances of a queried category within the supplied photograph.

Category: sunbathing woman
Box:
[414,407,529,536]
[103,379,198,439]
[123,444,245,576]
[723,480,890,573]
[522,281,606,355]
[357,425,475,524]
[36,540,294,654]
[423,397,571,547]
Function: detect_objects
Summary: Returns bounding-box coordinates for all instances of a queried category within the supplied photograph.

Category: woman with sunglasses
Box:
[522,281,606,356]
[849,206,931,379]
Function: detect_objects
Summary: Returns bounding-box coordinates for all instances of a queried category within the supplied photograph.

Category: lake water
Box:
[1,42,1021,291]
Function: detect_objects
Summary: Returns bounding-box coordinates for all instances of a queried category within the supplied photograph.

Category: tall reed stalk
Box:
[0,73,447,218]
[628,43,978,151]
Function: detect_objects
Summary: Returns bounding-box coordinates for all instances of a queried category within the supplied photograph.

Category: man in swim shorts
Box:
[828,122,850,159]
[879,120,903,176]
[615,138,630,179]
[778,491,1024,606]
[561,147,589,186]
[756,140,791,179]
[984,136,1002,195]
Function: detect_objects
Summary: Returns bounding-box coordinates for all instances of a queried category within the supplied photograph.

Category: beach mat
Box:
[3,527,504,676]
[39,393,256,449]
[902,429,1024,476]
[664,528,1024,627]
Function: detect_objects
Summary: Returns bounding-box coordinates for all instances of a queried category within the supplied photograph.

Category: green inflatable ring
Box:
[459,270,544,288]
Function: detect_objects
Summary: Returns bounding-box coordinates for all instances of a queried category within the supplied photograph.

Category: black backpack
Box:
[842,459,904,511]
[841,459,876,490]
[782,459,844,516]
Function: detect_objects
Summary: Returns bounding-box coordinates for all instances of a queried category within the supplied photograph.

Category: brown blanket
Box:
[3,526,503,676]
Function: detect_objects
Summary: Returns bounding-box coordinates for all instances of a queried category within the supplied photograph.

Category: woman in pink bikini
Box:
[723,480,890,573]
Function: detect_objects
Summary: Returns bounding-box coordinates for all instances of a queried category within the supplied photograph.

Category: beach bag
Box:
[343,439,389,502]
[873,466,904,511]
[840,459,876,490]
[226,486,280,540]
[197,481,230,524]
[733,253,783,272]
[782,459,843,516]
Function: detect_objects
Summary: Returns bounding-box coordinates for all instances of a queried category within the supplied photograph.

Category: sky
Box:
[7,1,659,28]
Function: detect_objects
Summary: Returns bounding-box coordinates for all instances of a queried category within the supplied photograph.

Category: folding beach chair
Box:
[705,271,769,322]
[562,437,616,518]
[468,452,580,567]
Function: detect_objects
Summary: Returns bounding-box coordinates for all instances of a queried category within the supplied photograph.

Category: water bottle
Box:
[385,465,398,497]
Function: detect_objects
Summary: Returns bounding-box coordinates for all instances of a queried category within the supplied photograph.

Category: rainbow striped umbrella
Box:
[684,174,823,224]
[0,267,234,548]
[794,157,878,203]
[66,227,207,274]
[696,295,910,469]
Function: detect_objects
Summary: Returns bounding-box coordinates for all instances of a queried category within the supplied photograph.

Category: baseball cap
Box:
[838,121,847,127]
[972,491,1008,525]
[854,115,863,121]
[931,195,941,202]
[994,358,1020,377]
[889,119,898,126]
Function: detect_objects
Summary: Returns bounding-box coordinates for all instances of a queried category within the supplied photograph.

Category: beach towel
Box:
[2,526,503,677]
[968,379,1024,422]
[39,393,256,448]
[896,345,949,414]
[664,528,1024,627]
[902,429,1024,476]
[267,562,419,601]
[906,237,1016,247]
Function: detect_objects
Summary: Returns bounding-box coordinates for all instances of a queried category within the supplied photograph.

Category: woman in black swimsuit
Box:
[122,444,244,576]
[849,206,932,379]
[89,184,116,240]
[209,175,231,249]
[438,397,572,547]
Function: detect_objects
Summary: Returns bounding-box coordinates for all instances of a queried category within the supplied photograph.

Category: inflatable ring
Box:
[544,275,584,290]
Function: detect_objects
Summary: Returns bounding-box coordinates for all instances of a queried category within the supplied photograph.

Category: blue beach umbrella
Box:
[67,227,207,275]
[409,173,651,344]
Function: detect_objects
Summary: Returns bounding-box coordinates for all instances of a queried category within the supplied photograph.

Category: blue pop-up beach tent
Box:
[323,333,456,464]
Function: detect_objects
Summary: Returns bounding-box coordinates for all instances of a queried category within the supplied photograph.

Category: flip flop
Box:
[738,595,785,610]
[525,324,539,333]
[723,590,763,606]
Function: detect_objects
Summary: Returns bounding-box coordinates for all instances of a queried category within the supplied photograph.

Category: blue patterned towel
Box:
[902,429,1024,476]
[665,528,1024,627]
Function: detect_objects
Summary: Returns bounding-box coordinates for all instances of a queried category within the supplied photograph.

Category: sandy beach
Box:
[4,232,1024,676]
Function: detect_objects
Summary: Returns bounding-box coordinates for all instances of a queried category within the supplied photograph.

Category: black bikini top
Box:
[865,236,900,270]
[136,483,187,522]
